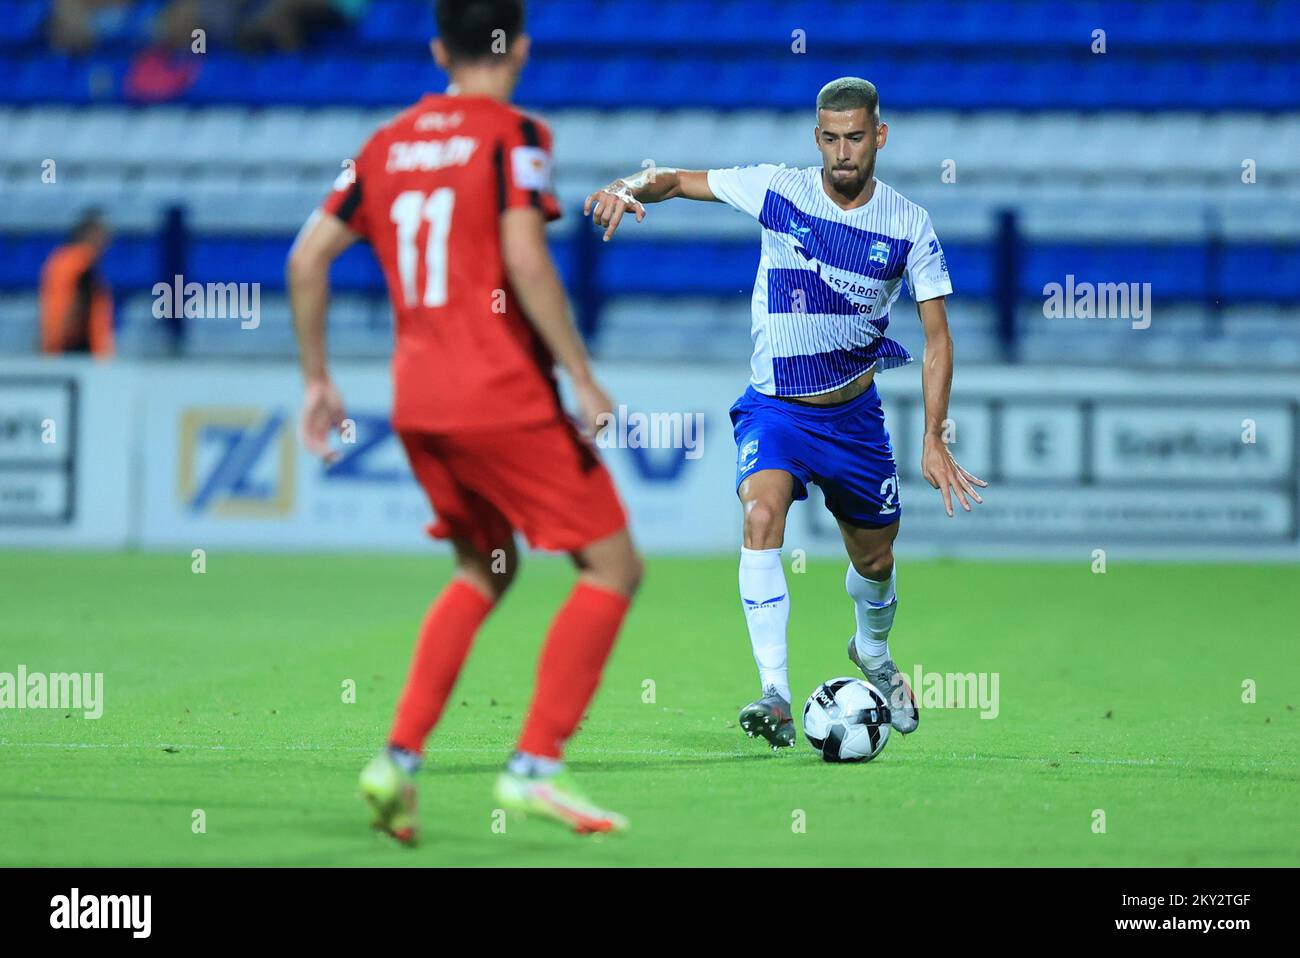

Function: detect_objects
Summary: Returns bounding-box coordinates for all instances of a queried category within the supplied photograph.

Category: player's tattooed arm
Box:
[917,297,988,517]
[583,168,716,241]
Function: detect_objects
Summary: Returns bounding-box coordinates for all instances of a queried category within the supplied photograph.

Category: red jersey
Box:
[322,93,565,433]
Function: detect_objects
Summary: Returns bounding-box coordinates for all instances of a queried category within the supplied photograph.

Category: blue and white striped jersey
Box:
[706,164,952,397]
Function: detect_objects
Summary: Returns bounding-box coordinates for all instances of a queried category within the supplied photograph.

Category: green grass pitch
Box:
[1,550,1296,867]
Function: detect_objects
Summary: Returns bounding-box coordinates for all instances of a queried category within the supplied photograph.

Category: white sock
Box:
[387,745,421,775]
[739,547,791,701]
[846,563,897,670]
[507,751,563,778]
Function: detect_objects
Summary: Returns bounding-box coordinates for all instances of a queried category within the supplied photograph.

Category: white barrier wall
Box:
[0,358,135,547]
[126,361,742,553]
[1,357,1296,560]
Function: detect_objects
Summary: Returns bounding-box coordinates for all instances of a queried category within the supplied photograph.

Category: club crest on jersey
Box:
[868,240,891,267]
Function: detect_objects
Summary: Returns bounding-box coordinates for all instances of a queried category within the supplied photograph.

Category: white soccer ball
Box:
[803,677,892,762]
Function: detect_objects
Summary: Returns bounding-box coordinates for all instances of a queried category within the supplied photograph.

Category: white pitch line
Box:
[0,740,1282,770]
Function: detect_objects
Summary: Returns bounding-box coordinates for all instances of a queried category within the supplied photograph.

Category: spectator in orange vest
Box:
[40,211,115,357]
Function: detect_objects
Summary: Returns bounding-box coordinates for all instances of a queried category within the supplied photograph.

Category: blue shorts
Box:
[729,383,901,528]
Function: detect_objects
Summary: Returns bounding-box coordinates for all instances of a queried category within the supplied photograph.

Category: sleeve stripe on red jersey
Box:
[336,180,363,224]
[493,141,507,213]
[517,118,543,210]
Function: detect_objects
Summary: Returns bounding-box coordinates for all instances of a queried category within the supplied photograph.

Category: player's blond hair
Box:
[816,77,880,124]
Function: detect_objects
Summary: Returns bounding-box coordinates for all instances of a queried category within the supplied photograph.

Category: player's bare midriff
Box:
[775,367,875,407]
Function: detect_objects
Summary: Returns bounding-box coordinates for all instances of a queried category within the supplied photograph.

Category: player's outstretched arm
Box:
[501,206,615,437]
[584,168,716,242]
[287,209,359,462]
[917,296,988,517]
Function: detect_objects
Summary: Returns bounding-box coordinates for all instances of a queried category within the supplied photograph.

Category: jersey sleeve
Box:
[905,211,953,302]
[321,134,377,241]
[706,163,783,218]
[498,114,562,222]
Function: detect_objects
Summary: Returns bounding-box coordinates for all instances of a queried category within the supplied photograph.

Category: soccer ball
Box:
[803,677,892,763]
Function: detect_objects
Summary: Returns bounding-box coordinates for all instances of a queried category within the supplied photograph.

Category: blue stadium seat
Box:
[0,236,163,291]
[2,231,1292,305]
[358,0,430,45]
[0,0,1296,368]
[1222,246,1300,300]
[1019,244,1212,300]
[0,0,46,46]
[1,0,1296,109]
[1,50,1297,109]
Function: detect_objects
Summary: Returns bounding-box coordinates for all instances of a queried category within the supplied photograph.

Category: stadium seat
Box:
[0,1,1296,367]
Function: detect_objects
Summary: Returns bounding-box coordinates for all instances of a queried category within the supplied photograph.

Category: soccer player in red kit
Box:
[288,0,642,842]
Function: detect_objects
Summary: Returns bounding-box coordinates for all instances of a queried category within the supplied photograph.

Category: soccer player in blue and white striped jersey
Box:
[586,77,987,749]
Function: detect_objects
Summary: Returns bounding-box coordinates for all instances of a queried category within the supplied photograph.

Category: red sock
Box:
[517,582,631,760]
[388,579,494,754]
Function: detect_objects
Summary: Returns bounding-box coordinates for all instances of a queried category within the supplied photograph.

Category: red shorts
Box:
[397,417,628,555]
